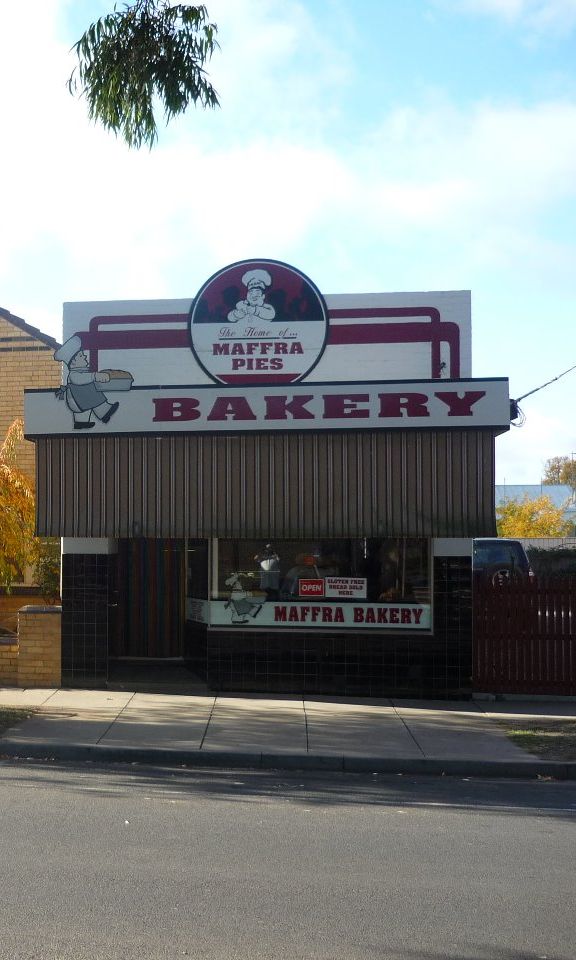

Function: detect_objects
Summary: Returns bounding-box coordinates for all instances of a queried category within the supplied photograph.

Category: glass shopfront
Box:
[187,538,431,631]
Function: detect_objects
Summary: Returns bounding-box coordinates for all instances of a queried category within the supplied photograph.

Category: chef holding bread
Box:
[54,335,133,429]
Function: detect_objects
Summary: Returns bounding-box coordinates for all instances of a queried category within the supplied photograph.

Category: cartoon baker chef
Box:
[54,335,120,429]
[227,268,276,323]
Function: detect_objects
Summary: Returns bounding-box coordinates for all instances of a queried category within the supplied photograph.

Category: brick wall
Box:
[0,593,48,628]
[17,606,62,687]
[0,314,61,484]
[0,639,19,685]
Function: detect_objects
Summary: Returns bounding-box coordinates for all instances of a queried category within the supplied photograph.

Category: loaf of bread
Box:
[96,369,134,392]
[101,369,133,380]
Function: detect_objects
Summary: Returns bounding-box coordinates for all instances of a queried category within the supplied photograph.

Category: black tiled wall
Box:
[431,555,473,696]
[61,554,112,687]
[205,556,473,698]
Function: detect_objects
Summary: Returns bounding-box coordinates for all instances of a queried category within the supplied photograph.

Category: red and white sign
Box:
[55,288,472,390]
[206,599,431,630]
[189,260,328,385]
[25,378,510,435]
[298,578,324,597]
[24,262,506,439]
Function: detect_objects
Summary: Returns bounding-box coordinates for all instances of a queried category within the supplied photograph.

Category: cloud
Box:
[435,0,576,32]
[496,406,576,483]
[1,5,575,333]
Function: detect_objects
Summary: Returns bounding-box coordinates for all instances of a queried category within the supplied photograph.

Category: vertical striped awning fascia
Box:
[35,430,497,539]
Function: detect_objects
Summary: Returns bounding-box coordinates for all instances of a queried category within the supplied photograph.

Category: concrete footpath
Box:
[1,686,576,779]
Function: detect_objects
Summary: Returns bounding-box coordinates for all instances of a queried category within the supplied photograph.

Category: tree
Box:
[68,1,219,149]
[542,455,576,491]
[0,420,36,591]
[33,538,61,602]
[0,421,61,598]
[496,494,572,538]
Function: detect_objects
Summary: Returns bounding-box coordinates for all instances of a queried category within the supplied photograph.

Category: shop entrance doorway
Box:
[109,539,207,692]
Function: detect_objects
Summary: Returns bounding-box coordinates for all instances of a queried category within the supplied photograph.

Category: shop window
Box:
[214,539,430,606]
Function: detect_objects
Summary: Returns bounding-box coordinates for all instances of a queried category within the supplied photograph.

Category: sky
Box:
[1,0,575,482]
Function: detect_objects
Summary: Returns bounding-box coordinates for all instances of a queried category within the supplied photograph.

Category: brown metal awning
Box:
[35,429,496,539]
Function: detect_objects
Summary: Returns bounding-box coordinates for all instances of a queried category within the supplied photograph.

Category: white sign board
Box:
[25,378,510,435]
[201,600,431,630]
[25,260,495,438]
[58,288,471,389]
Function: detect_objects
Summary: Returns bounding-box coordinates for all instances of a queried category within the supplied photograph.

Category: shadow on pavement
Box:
[1,759,576,822]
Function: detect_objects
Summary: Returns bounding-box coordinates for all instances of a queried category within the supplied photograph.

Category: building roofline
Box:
[0,306,61,351]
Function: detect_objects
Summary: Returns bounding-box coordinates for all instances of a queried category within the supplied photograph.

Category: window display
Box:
[197,538,431,630]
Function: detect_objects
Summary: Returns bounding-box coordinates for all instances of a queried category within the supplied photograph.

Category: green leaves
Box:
[68,1,220,149]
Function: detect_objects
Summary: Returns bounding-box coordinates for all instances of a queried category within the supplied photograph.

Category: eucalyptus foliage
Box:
[69,1,219,148]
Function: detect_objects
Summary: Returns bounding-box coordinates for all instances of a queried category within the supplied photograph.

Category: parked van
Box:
[473,538,534,585]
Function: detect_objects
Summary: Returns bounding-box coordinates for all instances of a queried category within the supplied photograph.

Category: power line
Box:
[510,362,576,426]
[515,362,576,404]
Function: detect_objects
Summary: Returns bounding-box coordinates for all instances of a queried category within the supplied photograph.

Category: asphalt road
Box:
[0,762,575,960]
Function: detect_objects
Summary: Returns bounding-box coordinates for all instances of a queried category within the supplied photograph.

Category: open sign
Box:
[298,579,324,597]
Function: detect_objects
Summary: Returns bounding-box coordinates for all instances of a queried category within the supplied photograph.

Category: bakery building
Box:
[25,259,510,697]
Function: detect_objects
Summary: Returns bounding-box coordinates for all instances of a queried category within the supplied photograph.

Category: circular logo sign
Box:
[189,259,329,385]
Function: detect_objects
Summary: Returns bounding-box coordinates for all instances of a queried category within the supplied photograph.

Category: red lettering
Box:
[413,608,423,624]
[323,394,370,419]
[288,607,299,622]
[389,608,399,623]
[207,397,257,421]
[334,607,344,622]
[311,606,321,622]
[435,390,486,416]
[401,608,412,624]
[354,607,364,623]
[377,608,389,623]
[300,606,310,621]
[289,342,304,355]
[322,607,333,622]
[378,393,430,418]
[264,395,315,420]
[213,343,229,355]
[274,606,287,622]
[152,398,201,422]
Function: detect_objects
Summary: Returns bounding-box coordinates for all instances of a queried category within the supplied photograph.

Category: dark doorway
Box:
[109,539,208,693]
[112,539,185,657]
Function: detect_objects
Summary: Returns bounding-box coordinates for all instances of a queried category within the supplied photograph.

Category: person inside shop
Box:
[377,542,414,601]
[254,543,281,599]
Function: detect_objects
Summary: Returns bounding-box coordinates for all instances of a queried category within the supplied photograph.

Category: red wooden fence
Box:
[473,578,576,695]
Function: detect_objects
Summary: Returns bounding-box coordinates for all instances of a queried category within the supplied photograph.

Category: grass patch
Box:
[498,719,576,761]
[0,707,34,736]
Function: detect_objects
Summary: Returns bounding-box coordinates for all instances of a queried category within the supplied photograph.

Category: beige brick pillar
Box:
[17,606,62,688]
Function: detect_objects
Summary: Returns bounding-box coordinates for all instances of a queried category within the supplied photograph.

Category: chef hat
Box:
[54,335,83,365]
[242,268,272,290]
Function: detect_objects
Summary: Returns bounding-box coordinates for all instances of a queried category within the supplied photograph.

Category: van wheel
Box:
[489,566,519,586]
